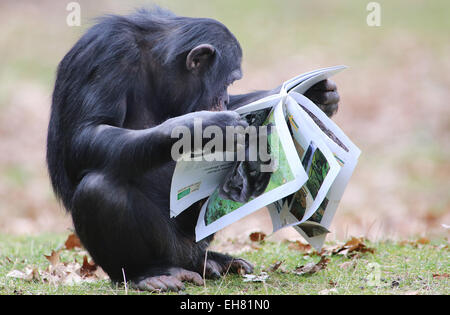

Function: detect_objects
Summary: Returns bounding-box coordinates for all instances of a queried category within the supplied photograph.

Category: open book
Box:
[169,65,361,250]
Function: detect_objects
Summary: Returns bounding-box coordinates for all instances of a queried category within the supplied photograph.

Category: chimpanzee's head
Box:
[147,12,243,115]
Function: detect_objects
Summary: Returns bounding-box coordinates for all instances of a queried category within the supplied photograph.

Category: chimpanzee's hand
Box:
[165,111,249,159]
[304,79,340,117]
[166,110,248,135]
[192,110,249,131]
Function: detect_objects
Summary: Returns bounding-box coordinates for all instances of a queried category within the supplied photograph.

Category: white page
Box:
[289,93,361,229]
[269,93,360,250]
[281,65,347,95]
[170,95,282,217]
[195,102,308,242]
[274,96,341,228]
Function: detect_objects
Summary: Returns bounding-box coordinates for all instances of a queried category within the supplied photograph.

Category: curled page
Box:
[268,93,360,250]
[195,101,308,242]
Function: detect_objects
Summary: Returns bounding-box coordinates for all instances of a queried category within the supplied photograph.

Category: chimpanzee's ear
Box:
[186,44,216,72]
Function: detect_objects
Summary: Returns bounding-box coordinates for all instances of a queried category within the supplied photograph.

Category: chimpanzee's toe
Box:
[133,275,184,292]
[230,258,254,275]
[132,268,204,292]
[204,252,254,277]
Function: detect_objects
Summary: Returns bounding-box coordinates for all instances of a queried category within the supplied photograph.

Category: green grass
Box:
[0,234,448,295]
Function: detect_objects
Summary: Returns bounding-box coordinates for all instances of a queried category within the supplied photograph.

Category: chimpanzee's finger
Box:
[318,103,339,117]
[230,258,254,274]
[175,269,205,285]
[133,279,157,291]
[308,79,337,91]
[158,275,185,291]
[306,90,340,105]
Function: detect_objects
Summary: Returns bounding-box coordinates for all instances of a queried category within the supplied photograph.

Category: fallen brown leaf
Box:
[399,237,431,247]
[432,273,449,279]
[416,237,430,245]
[7,267,39,281]
[44,250,61,266]
[93,267,109,280]
[249,232,266,242]
[9,245,109,286]
[65,233,82,250]
[332,237,375,257]
[80,255,97,277]
[287,240,312,252]
[293,256,330,276]
[266,260,285,273]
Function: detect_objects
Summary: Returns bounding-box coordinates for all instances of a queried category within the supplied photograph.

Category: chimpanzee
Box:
[47,8,340,292]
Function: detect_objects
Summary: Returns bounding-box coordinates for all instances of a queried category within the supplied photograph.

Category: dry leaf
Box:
[398,240,410,246]
[9,244,109,286]
[332,237,375,257]
[94,267,109,280]
[399,238,431,248]
[249,232,266,242]
[7,267,39,281]
[80,255,97,277]
[65,233,82,250]
[294,256,330,276]
[287,241,312,252]
[416,237,430,245]
[62,271,83,285]
[44,250,61,266]
[432,273,449,279]
[267,260,284,273]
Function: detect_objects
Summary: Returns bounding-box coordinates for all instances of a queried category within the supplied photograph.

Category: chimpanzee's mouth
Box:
[210,102,225,112]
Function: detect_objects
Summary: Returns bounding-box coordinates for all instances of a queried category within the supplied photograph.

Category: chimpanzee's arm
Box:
[72,111,246,178]
[74,124,176,178]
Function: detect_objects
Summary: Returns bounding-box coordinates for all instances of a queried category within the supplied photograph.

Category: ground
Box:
[0,234,448,295]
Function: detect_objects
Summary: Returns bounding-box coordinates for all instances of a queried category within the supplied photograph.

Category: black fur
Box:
[47,8,339,284]
[47,8,266,282]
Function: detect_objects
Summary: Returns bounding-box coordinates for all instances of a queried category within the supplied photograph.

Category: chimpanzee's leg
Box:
[71,171,206,290]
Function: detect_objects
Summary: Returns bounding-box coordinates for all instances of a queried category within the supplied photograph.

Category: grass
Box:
[0,234,448,295]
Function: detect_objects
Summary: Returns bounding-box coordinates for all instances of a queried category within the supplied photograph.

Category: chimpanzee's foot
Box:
[204,251,254,279]
[132,267,204,292]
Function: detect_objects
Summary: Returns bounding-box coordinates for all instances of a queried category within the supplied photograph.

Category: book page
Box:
[169,95,282,217]
[195,102,308,241]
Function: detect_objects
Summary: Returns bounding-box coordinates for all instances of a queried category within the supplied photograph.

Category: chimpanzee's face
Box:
[209,68,242,111]
[173,37,242,114]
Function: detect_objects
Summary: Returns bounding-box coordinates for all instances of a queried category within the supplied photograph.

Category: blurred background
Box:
[0,0,448,242]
